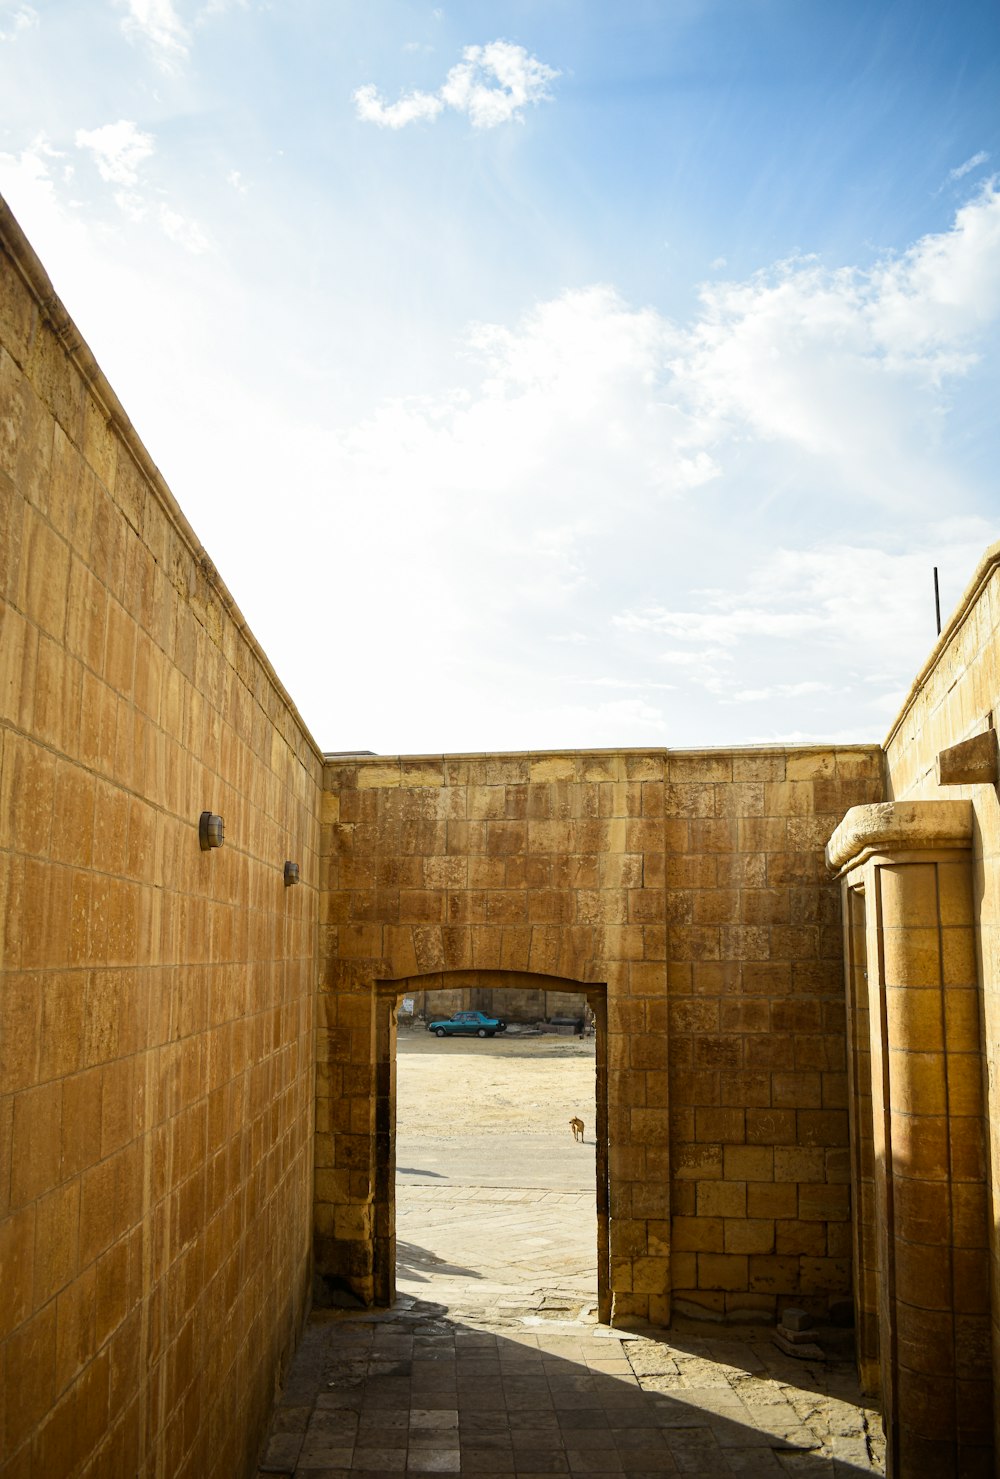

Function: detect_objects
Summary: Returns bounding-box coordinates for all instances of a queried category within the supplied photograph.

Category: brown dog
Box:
[569,1117,584,1143]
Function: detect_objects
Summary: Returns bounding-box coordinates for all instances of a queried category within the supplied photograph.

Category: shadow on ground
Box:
[257,1296,884,1477]
[395,1241,485,1286]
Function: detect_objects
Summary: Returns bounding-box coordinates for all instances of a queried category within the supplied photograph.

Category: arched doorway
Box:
[372,970,610,1321]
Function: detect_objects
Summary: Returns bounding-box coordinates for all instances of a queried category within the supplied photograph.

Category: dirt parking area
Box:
[395,1028,596,1139]
[394,1030,600,1318]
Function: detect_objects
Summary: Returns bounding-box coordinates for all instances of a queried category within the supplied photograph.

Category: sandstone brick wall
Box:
[882,542,1000,1449]
[318,743,884,1323]
[0,199,321,1479]
[318,749,671,1322]
[663,746,883,1318]
[403,983,587,1023]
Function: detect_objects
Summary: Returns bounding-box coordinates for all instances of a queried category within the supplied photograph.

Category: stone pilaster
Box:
[828,801,993,1478]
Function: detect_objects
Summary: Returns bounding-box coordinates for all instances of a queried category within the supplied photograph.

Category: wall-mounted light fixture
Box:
[199,811,225,851]
[284,861,300,887]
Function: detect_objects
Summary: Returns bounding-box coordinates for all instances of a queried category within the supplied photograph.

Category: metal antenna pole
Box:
[933,567,941,637]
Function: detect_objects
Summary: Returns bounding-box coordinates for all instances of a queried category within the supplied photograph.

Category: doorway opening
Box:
[373,972,609,1322]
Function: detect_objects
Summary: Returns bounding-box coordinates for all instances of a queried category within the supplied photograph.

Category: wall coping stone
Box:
[327,743,883,764]
[826,799,973,873]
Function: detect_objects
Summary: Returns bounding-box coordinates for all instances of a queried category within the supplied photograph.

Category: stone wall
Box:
[317,743,883,1323]
[664,745,883,1319]
[880,542,1000,1465]
[0,200,322,1479]
[401,983,587,1023]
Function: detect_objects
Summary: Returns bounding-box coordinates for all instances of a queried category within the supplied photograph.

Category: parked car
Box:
[427,1010,507,1039]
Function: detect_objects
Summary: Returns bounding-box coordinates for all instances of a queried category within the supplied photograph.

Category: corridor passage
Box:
[255,1295,884,1477]
[259,1031,883,1476]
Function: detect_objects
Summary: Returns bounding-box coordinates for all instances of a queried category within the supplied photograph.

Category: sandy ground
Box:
[394,1031,600,1315]
[395,1028,596,1140]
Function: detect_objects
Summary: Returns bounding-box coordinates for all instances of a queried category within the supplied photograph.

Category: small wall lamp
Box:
[199,811,225,851]
[284,861,300,887]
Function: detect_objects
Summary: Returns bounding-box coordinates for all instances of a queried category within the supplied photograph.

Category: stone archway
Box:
[372,970,611,1321]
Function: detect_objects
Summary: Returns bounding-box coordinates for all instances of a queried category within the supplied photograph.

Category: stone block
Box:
[696,1180,746,1218]
[724,1219,774,1255]
[697,1253,748,1291]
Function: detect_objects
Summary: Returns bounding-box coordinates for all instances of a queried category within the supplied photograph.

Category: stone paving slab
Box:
[257,1299,885,1478]
[258,1148,883,1477]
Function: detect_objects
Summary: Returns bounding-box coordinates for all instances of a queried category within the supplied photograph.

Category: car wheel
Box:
[477,1028,487,1038]
[435,1029,446,1038]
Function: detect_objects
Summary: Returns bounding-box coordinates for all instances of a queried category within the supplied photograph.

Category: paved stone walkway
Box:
[257,1299,884,1477]
[257,1159,885,1478]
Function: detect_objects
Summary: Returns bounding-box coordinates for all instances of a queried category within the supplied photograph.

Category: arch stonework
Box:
[316,745,885,1326]
[317,751,670,1323]
[371,970,610,1315]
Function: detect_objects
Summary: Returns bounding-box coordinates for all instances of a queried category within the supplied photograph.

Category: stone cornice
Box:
[826,800,973,873]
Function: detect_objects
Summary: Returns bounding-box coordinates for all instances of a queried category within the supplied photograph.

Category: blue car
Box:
[427,1010,507,1039]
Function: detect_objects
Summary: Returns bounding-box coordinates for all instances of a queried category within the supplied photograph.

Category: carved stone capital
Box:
[826,799,972,874]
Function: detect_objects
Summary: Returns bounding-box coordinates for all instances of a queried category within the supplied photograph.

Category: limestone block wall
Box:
[318,749,671,1323]
[664,745,883,1318]
[0,199,321,1479]
[317,743,884,1323]
[402,982,587,1023]
[881,541,1000,1461]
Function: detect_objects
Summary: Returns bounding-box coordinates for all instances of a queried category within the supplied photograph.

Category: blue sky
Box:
[2,0,999,753]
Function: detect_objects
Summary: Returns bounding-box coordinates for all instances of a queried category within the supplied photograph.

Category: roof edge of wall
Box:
[883,540,1000,753]
[0,193,325,769]
[324,742,884,765]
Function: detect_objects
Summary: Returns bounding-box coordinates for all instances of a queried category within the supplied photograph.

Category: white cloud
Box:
[440,41,559,128]
[727,680,832,704]
[4,125,210,259]
[614,520,995,725]
[3,138,996,753]
[0,1,37,42]
[227,169,248,193]
[615,606,826,644]
[354,38,558,130]
[157,204,210,253]
[571,678,677,692]
[671,184,1000,506]
[75,120,154,185]
[119,0,189,68]
[948,150,989,183]
[353,83,444,130]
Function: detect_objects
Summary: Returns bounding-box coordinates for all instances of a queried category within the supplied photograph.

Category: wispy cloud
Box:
[353,84,444,130]
[354,39,558,130]
[119,0,189,69]
[948,150,989,183]
[26,123,212,255]
[440,40,560,128]
[672,183,1000,505]
[614,521,994,723]
[727,680,832,704]
[0,1,37,42]
[75,120,154,185]
[157,204,209,253]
